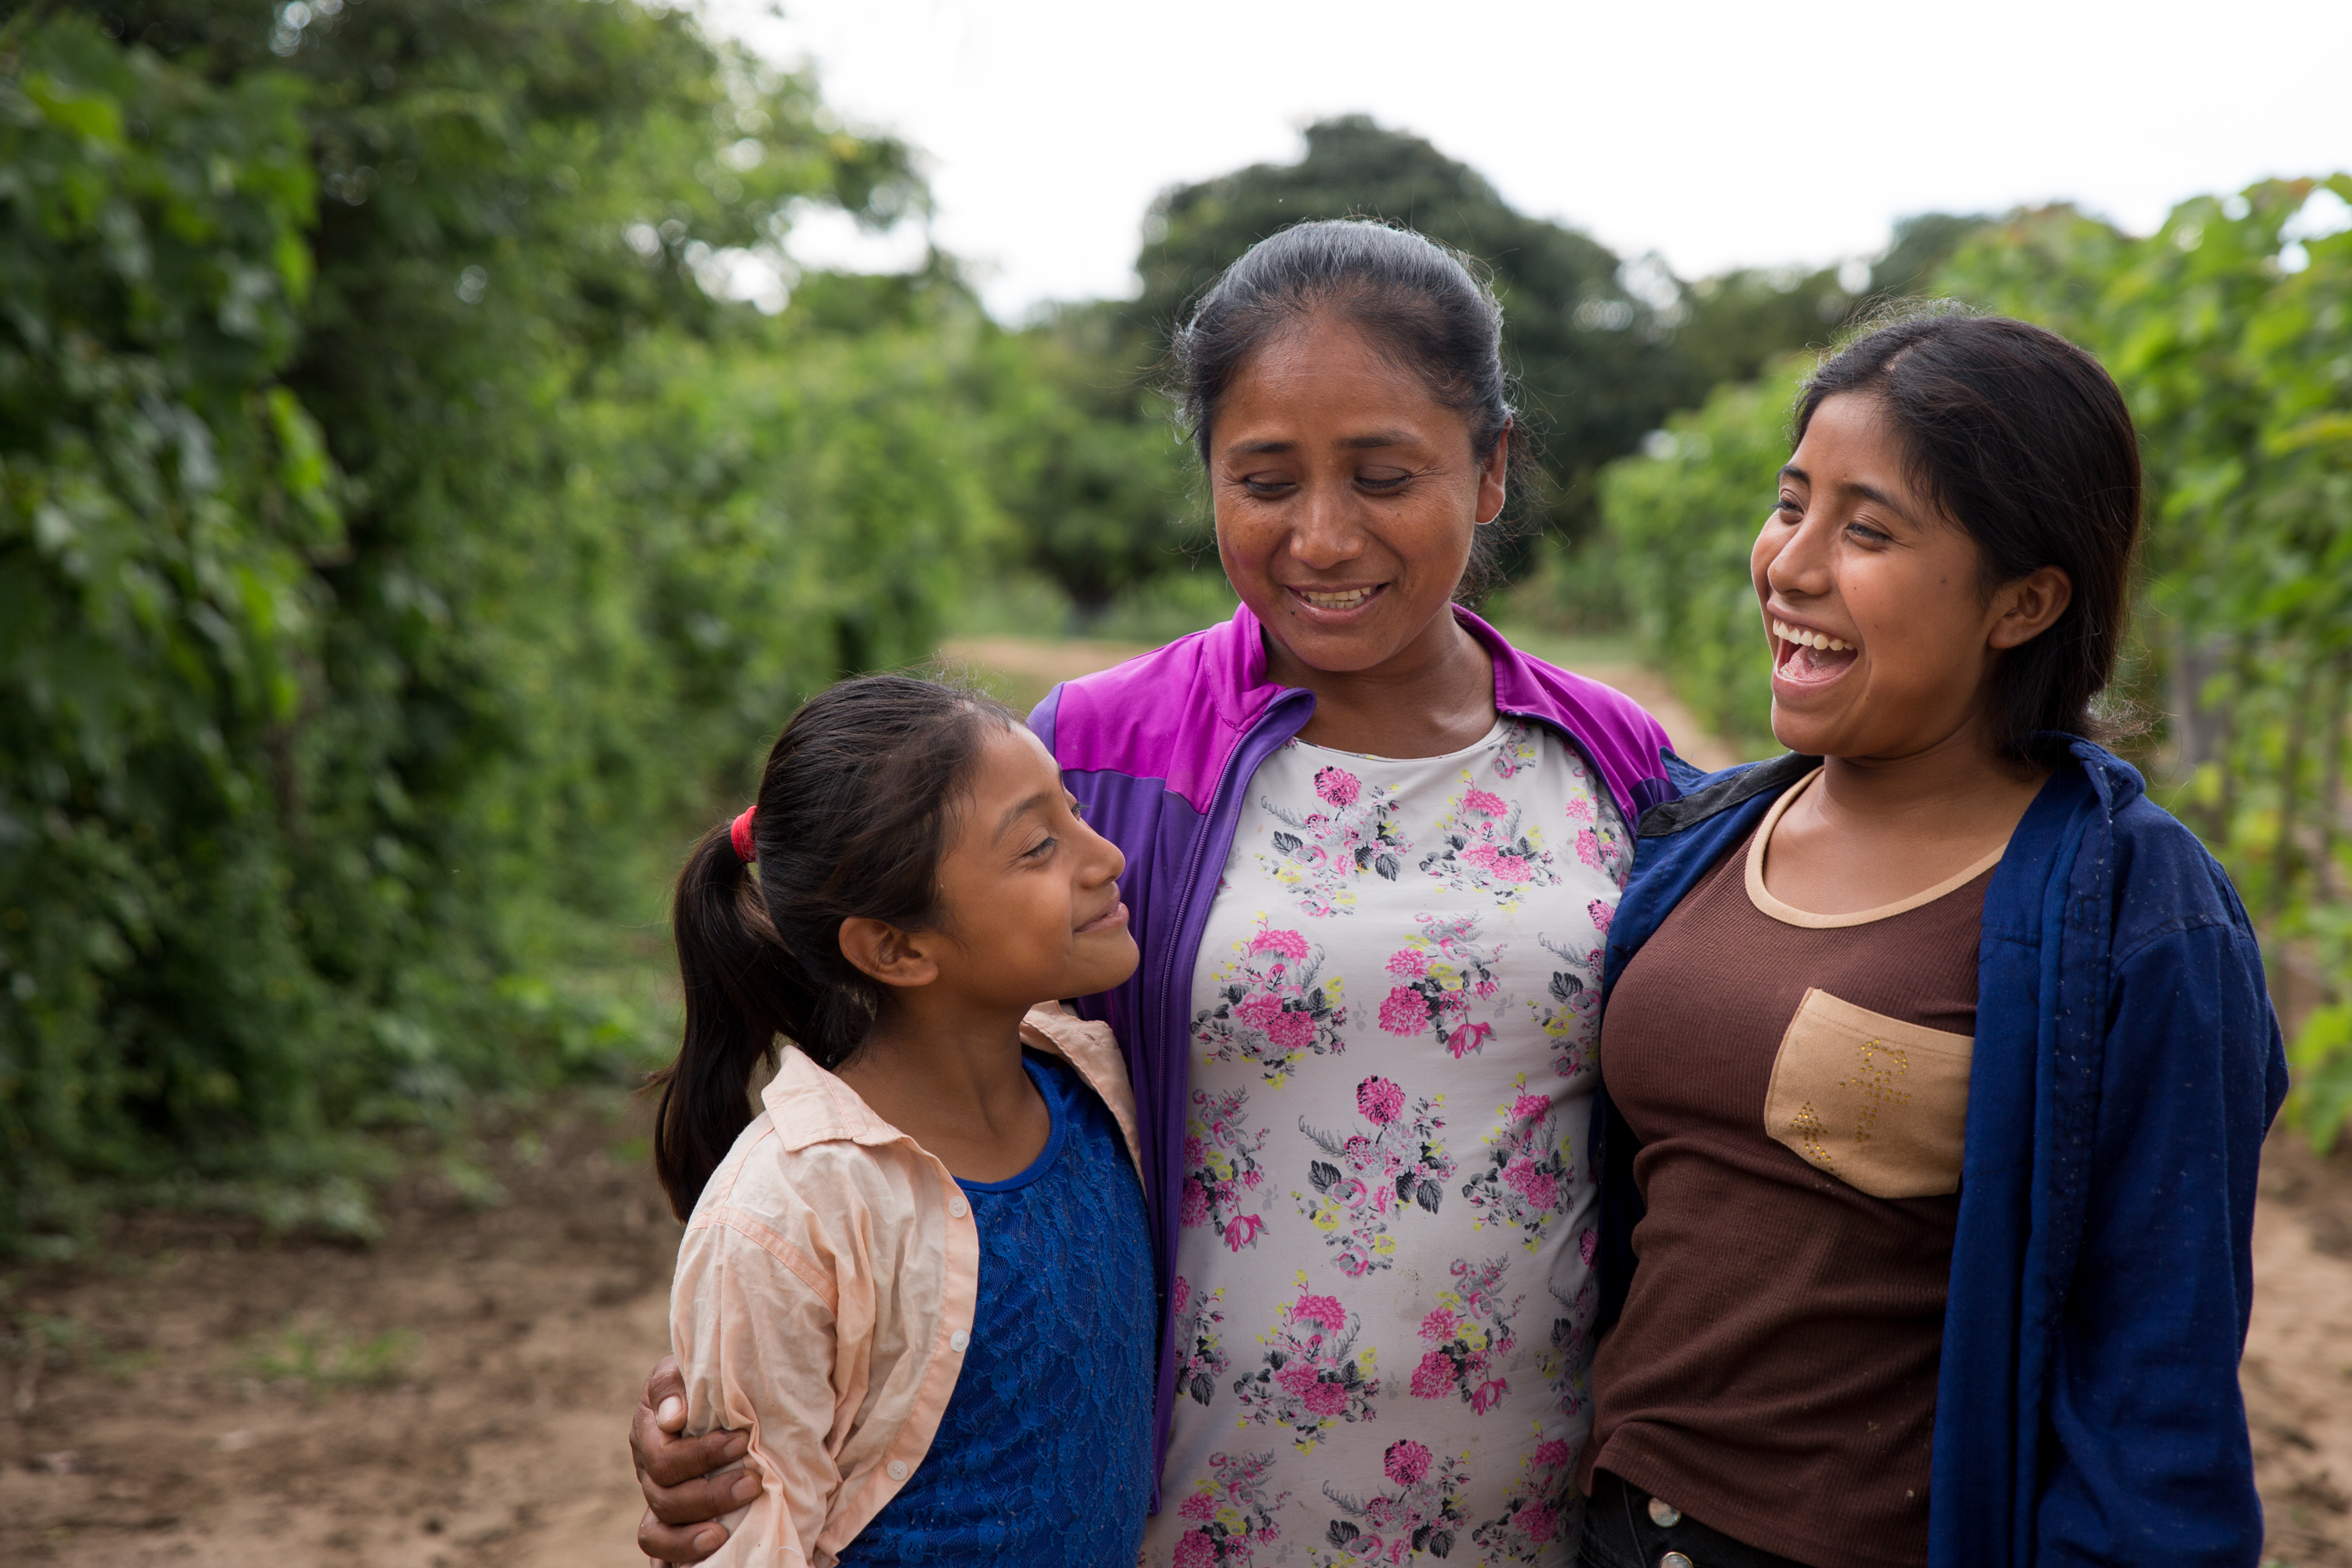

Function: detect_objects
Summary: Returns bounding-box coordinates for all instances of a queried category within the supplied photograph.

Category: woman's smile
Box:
[1768,613,1860,692]
[1283,580,1388,618]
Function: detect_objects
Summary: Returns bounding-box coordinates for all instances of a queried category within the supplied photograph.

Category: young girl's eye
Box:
[1024,836,1058,860]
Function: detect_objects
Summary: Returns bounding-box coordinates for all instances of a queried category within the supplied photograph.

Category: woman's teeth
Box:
[1772,619,1855,654]
[1299,586,1375,611]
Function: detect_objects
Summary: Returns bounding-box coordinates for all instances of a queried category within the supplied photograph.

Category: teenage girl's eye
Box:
[1846,519,1891,546]
[1772,495,1802,521]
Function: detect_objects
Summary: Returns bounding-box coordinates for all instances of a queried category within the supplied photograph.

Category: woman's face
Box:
[1210,312,1507,676]
[1752,392,2071,761]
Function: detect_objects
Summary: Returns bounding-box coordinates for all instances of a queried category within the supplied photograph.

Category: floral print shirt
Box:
[1149,720,1631,1568]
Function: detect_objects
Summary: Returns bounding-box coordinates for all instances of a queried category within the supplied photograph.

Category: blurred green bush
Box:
[0,2,1018,1250]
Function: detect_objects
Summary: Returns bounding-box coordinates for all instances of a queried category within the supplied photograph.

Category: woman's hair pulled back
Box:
[1171,219,1528,594]
[652,674,1016,1218]
[1795,307,2143,761]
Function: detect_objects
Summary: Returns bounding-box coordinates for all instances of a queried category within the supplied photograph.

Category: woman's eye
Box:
[1356,470,1410,492]
[1240,475,1295,498]
[1846,520,1890,545]
[1773,496,1802,521]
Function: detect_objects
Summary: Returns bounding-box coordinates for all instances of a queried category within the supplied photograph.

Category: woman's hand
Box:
[632,1354,756,1563]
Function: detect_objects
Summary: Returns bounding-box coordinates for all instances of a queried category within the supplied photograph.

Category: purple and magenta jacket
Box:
[1027,601,1679,1489]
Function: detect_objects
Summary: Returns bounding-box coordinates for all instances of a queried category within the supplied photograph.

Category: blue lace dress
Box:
[838,1051,1156,1567]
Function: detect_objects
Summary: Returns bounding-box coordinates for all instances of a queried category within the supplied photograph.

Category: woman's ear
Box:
[838,917,941,989]
[1987,564,2073,651]
[1475,420,1510,527]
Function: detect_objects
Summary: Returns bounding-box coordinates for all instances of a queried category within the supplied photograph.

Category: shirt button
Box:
[885,1459,909,1481]
[1648,1497,1684,1527]
[949,1329,971,1352]
[948,1196,969,1218]
[1661,1555,1693,1568]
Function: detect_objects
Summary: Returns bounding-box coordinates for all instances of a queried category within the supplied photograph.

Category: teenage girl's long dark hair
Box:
[650,675,1014,1220]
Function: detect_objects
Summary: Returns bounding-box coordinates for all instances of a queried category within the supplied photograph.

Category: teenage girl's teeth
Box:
[1772,619,1854,654]
[1300,587,1374,610]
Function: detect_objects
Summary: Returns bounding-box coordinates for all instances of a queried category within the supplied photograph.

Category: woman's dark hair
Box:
[651,674,1016,1219]
[1795,307,2143,761]
[1170,218,1532,597]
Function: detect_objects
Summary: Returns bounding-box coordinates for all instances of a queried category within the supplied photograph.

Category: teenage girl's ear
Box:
[1987,564,2073,651]
[838,917,941,989]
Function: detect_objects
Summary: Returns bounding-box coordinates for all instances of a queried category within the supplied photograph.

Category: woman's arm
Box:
[2037,914,2286,1565]
[670,1218,848,1567]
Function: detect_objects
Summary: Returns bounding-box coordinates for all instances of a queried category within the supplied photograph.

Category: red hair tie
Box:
[729,804,758,864]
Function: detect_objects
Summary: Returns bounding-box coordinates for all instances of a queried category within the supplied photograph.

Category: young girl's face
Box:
[924,724,1140,1008]
[1751,391,2070,762]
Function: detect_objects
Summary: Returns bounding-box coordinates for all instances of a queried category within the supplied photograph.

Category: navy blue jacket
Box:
[1594,741,2288,1566]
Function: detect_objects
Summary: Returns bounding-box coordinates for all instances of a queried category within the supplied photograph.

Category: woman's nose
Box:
[1768,513,1835,597]
[1287,482,1366,570]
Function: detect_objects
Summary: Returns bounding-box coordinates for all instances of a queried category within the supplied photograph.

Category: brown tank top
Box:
[1581,771,1998,1568]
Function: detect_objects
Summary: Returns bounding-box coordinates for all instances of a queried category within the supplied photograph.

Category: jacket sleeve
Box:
[2034,915,2285,1565]
[672,1217,847,1568]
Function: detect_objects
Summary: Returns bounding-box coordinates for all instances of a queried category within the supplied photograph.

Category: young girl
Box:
[654,674,1157,1566]
[1581,310,2287,1567]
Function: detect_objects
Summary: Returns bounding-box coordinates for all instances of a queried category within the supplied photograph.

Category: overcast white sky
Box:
[703,0,2352,321]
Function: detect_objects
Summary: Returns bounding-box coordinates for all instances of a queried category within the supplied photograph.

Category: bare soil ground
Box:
[4,637,2344,1566]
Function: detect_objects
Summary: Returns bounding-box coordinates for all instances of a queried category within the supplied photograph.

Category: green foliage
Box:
[1600,179,2352,1142]
[1599,368,1802,748]
[0,1,990,1252]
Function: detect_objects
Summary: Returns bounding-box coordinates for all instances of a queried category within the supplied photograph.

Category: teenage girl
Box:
[652,674,1156,1566]
[1581,310,2286,1568]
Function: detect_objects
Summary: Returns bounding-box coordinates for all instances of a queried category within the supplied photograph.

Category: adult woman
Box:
[634,220,1678,1565]
[1578,311,2283,1568]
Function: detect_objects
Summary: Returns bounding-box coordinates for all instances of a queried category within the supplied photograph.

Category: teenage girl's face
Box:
[926,724,1138,1007]
[1210,311,1508,677]
[1752,392,2071,762]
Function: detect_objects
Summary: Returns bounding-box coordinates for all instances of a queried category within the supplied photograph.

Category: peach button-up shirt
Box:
[669,1005,1144,1568]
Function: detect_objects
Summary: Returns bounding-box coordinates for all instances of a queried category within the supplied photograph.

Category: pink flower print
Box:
[1294,1294,1348,1334]
[1421,779,1560,909]
[1174,1450,1291,1568]
[1195,918,1347,1084]
[1471,1421,1581,1559]
[1588,897,1614,935]
[1236,1278,1379,1449]
[1461,1076,1571,1250]
[1406,1254,1523,1416]
[1314,1447,1472,1566]
[1377,985,1427,1036]
[1409,1349,1457,1398]
[1314,766,1361,808]
[1564,792,1594,823]
[1250,926,1310,963]
[1512,1093,1552,1123]
[1574,827,1604,869]
[1256,774,1409,916]
[1376,912,1508,1056]
[1384,1440,1432,1488]
[1185,1087,1269,1251]
[1580,1227,1599,1265]
[1296,1090,1455,1276]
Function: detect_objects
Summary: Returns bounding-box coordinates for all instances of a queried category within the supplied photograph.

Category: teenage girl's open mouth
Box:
[1768,612,1860,691]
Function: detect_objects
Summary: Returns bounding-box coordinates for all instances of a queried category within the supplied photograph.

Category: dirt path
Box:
[5,637,2346,1565]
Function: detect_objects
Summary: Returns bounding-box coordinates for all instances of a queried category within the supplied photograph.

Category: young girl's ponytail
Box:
[651,674,1016,1219]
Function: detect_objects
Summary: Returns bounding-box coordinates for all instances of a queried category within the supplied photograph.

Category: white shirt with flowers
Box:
[1146,718,1631,1568]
